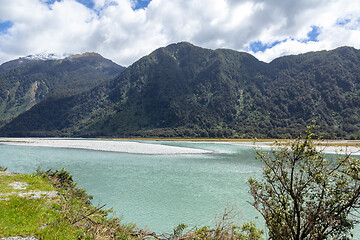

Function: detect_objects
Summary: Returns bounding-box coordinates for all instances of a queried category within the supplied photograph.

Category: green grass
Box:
[0,174,54,194]
[0,173,83,239]
[0,168,144,239]
[0,196,81,239]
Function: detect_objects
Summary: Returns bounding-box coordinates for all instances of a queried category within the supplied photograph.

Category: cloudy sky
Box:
[0,0,359,66]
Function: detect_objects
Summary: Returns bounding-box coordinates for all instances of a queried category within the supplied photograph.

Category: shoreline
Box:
[0,138,359,155]
[0,138,213,155]
[219,141,360,155]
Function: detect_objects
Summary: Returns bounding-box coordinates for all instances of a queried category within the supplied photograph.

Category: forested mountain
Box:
[0,53,125,127]
[1,42,360,139]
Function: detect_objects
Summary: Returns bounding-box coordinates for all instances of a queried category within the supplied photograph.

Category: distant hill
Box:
[1,43,360,139]
[0,53,125,127]
[0,53,69,73]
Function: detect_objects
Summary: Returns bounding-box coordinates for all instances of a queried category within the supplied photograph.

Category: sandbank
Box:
[0,138,212,155]
[0,138,359,155]
[219,140,360,155]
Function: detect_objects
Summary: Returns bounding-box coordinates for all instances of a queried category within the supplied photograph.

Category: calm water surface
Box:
[0,140,359,236]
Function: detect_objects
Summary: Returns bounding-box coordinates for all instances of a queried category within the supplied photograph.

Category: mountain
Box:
[0,52,125,127]
[0,53,70,73]
[1,43,360,139]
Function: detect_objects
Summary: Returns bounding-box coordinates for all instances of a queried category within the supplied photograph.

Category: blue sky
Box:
[0,0,359,66]
[133,0,151,9]
[73,0,151,10]
[0,21,13,35]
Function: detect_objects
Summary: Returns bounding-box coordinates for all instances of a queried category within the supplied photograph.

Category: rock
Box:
[9,182,28,190]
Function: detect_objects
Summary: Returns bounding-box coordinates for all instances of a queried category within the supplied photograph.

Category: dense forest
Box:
[1,43,360,139]
[0,53,124,127]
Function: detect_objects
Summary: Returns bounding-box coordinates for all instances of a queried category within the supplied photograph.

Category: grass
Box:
[315,141,360,147]
[0,174,54,194]
[0,140,30,143]
[0,168,150,239]
[0,196,81,239]
[104,137,282,142]
[0,172,82,239]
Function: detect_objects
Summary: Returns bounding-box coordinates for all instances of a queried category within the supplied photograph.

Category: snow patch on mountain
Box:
[22,53,71,61]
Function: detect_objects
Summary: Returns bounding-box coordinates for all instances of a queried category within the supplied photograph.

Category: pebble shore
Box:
[0,138,212,155]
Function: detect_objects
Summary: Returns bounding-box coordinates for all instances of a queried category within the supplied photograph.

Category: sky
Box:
[0,0,359,66]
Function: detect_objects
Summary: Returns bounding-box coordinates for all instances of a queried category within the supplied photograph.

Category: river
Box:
[0,140,359,237]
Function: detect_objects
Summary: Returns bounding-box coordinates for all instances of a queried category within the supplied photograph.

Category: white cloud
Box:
[250,0,360,62]
[0,0,359,66]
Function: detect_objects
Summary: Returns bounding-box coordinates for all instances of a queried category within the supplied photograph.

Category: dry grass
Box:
[0,140,31,143]
[103,137,281,142]
[315,142,360,147]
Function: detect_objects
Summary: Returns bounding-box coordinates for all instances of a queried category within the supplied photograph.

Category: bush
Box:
[249,126,360,239]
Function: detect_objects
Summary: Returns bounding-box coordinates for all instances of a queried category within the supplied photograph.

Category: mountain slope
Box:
[0,53,68,73]
[0,53,125,127]
[1,43,360,139]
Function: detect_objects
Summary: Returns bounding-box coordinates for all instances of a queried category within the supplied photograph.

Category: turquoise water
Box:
[0,140,359,236]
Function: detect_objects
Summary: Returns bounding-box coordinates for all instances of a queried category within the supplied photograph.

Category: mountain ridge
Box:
[0,53,125,127]
[1,42,360,139]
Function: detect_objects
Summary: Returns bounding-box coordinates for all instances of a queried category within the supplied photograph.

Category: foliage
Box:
[0,53,124,128]
[0,166,7,171]
[173,223,189,238]
[249,126,360,239]
[160,207,264,240]
[37,167,76,190]
[183,221,264,240]
[1,43,360,139]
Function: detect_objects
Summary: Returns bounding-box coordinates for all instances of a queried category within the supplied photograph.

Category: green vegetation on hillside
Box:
[1,43,360,139]
[0,53,124,128]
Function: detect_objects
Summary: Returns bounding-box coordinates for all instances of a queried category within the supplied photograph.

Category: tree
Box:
[249,126,360,239]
